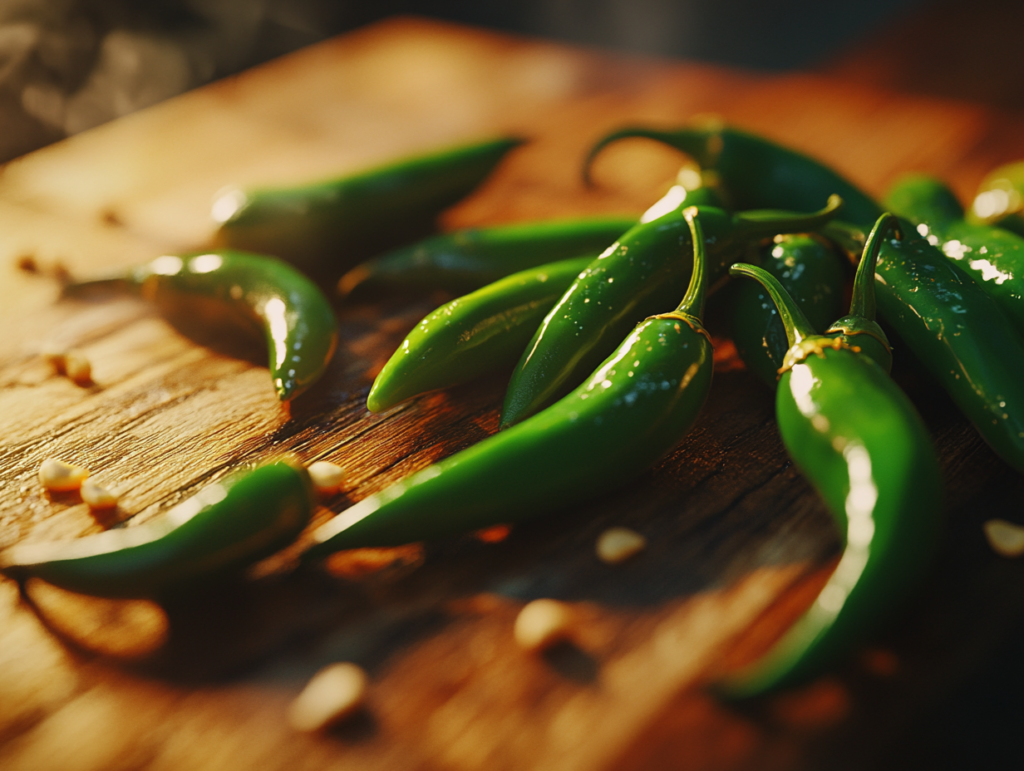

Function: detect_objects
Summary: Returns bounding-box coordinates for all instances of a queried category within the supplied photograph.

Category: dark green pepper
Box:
[730,233,846,388]
[884,174,1024,335]
[499,195,843,428]
[0,459,315,599]
[303,209,714,556]
[338,215,635,298]
[967,160,1024,237]
[583,120,883,227]
[721,247,941,696]
[825,217,1024,473]
[367,256,592,413]
[211,136,524,279]
[63,250,338,403]
[607,121,1024,472]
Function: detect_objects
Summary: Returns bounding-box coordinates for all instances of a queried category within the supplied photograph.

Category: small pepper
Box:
[367,256,592,413]
[499,194,843,428]
[303,209,715,556]
[63,250,338,403]
[730,233,847,388]
[338,215,636,298]
[967,160,1024,237]
[211,136,524,280]
[884,174,1024,336]
[0,459,315,599]
[721,234,941,696]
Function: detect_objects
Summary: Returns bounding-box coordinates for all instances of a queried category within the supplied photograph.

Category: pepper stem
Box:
[582,125,722,188]
[676,207,707,319]
[729,263,815,349]
[849,213,901,322]
[732,194,844,237]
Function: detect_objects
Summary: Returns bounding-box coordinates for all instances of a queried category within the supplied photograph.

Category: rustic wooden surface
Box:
[2,15,1024,771]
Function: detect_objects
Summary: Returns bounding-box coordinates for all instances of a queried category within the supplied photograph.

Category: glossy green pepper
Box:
[211,136,524,279]
[605,121,1024,472]
[825,217,1024,473]
[967,160,1024,237]
[721,255,941,696]
[884,174,1024,335]
[730,233,847,388]
[0,459,315,599]
[303,209,714,556]
[338,215,636,298]
[583,120,883,227]
[499,195,843,428]
[63,250,338,403]
[367,256,592,413]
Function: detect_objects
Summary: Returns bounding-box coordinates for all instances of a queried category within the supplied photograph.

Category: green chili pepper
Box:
[730,234,847,388]
[967,160,1024,237]
[721,246,941,696]
[583,120,883,227]
[338,216,636,298]
[824,217,1024,473]
[499,195,843,428]
[63,250,338,403]
[303,209,715,556]
[884,174,1024,335]
[0,459,315,599]
[605,121,1024,472]
[211,136,524,279]
[367,256,592,413]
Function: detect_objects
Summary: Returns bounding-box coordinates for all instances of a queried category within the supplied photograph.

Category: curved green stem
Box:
[850,213,902,322]
[582,125,722,188]
[734,194,843,235]
[729,263,815,349]
[676,207,707,319]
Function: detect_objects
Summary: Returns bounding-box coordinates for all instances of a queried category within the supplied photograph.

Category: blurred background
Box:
[3,0,1016,163]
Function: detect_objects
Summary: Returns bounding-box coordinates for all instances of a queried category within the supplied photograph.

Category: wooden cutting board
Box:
[2,16,1024,771]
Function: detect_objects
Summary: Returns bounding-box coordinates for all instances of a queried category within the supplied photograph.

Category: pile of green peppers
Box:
[8,122,1024,702]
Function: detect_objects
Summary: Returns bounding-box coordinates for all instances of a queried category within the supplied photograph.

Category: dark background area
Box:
[0,0,931,162]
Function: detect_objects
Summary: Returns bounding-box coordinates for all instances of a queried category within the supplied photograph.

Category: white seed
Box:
[308,461,345,495]
[38,459,90,492]
[81,478,118,510]
[288,662,368,732]
[514,599,573,652]
[983,519,1024,557]
[64,350,92,385]
[596,526,647,564]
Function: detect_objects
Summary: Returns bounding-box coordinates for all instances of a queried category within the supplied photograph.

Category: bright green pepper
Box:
[367,256,592,413]
[0,459,314,600]
[211,136,524,280]
[583,120,883,227]
[967,160,1024,237]
[63,250,338,403]
[606,121,1024,472]
[338,216,635,298]
[499,195,843,428]
[303,209,714,556]
[721,248,941,697]
[730,233,847,388]
[884,174,1024,335]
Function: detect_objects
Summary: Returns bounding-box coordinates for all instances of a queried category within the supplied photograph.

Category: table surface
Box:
[2,15,1024,771]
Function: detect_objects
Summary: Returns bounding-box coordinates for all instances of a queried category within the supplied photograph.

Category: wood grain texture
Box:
[1,15,1023,771]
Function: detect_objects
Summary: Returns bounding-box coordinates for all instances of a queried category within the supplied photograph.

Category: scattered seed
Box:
[64,350,92,385]
[39,459,90,492]
[307,461,345,495]
[16,254,38,273]
[42,347,68,374]
[983,519,1024,557]
[81,478,118,510]
[514,598,573,652]
[288,662,368,732]
[596,526,646,564]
